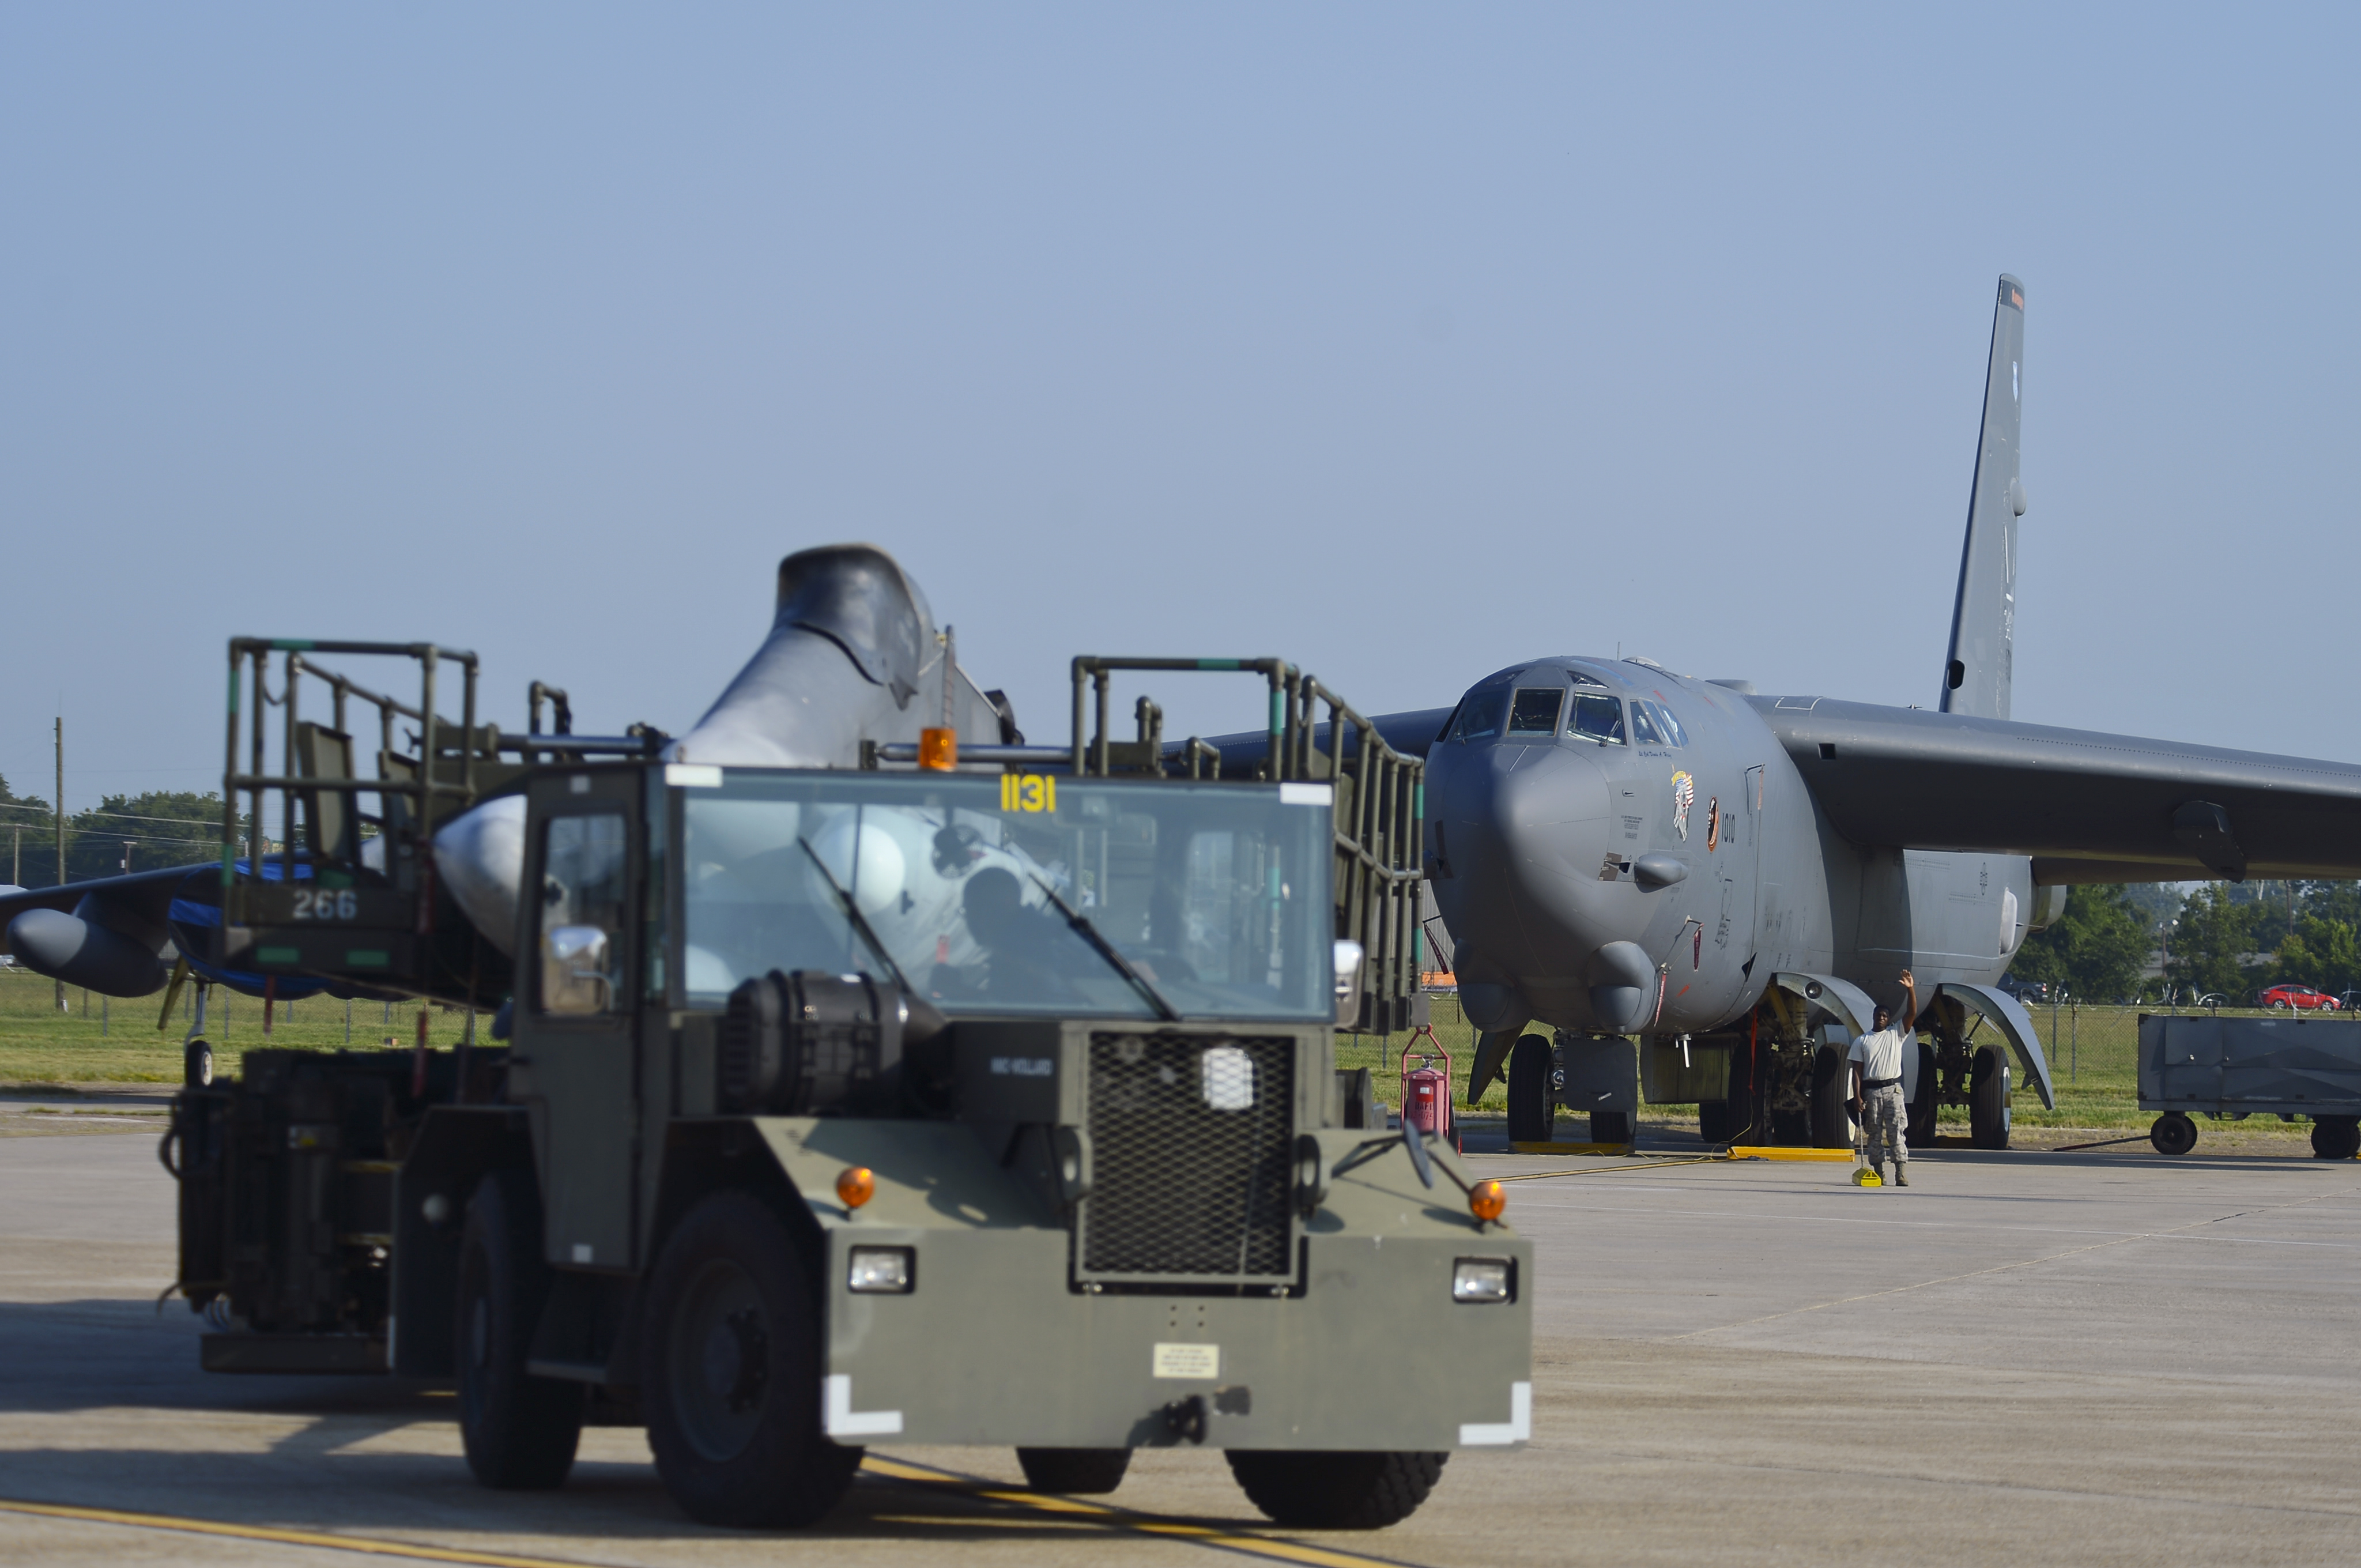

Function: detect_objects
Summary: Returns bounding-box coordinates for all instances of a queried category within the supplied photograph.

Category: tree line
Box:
[2011,879,2361,1005]
[0,774,247,887]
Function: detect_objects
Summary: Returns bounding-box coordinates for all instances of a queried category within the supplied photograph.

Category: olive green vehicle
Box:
[166,643,1533,1531]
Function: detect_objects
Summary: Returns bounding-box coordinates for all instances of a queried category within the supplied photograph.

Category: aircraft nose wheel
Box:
[2150,1112,2198,1157]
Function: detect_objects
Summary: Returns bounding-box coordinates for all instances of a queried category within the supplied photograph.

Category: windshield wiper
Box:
[798,836,914,993]
[1027,875,1180,1023]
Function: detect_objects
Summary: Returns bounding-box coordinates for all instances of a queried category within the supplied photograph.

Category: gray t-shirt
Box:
[1848,1026,1911,1083]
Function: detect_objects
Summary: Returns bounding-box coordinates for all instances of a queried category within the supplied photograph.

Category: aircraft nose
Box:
[1432,742,1614,994]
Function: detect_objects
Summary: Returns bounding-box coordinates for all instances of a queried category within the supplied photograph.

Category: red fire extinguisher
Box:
[1398,1026,1457,1152]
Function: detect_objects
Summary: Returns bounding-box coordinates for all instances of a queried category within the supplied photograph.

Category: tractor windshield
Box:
[675,770,1333,1023]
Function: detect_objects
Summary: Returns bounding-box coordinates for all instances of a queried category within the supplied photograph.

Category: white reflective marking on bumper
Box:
[1458,1380,1532,1446]
[824,1373,903,1437]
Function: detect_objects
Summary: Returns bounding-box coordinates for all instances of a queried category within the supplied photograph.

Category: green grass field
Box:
[0,968,484,1087]
[0,966,2277,1137]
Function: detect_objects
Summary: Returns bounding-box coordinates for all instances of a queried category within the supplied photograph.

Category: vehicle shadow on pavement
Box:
[0,1436,1300,1550]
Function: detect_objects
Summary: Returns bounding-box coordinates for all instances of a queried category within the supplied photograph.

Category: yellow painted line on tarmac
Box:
[0,1498,614,1568]
[859,1454,1432,1568]
[1725,1145,1858,1162]
[1495,1157,1720,1183]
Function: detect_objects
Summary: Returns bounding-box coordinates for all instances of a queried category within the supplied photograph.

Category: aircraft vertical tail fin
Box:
[1938,276,2027,719]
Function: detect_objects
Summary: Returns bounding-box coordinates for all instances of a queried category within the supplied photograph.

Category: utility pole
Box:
[54,717,65,1012]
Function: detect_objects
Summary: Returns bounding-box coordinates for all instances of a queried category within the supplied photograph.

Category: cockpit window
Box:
[1651,702,1689,747]
[1451,687,1511,743]
[1567,670,1608,688]
[1507,688,1565,736]
[1629,704,1664,745]
[1568,694,1625,745]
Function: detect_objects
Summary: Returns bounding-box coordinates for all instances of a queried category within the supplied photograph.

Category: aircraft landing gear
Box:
[1505,1035,1555,1144]
[1969,1046,2011,1149]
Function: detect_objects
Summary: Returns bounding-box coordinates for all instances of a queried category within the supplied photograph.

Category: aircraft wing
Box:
[1176,707,1455,775]
[0,865,191,931]
[1752,696,2361,883]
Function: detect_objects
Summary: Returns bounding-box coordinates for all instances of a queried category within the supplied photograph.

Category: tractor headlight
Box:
[847,1246,915,1294]
[1452,1256,1515,1303]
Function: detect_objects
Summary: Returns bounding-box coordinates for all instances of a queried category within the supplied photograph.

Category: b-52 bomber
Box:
[1264,276,2361,1155]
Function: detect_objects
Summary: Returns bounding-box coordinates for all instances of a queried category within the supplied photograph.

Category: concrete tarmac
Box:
[3,1127,2357,1566]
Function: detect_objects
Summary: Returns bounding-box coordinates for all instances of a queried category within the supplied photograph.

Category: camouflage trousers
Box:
[1861,1083,1909,1169]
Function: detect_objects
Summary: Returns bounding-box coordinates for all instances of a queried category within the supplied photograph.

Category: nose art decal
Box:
[1669,771,1695,840]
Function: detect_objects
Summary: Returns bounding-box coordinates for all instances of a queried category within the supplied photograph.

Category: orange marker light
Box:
[918,728,958,771]
[837,1166,876,1210]
[1469,1179,1506,1223]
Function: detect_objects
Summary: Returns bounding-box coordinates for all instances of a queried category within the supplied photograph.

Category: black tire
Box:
[1968,1046,2011,1150]
[642,1190,860,1528]
[1809,1045,1853,1148]
[183,1037,214,1088]
[1906,1043,1940,1147]
[1698,1099,1728,1143]
[456,1167,584,1490]
[2310,1116,2359,1160]
[2151,1112,2198,1157]
[1226,1449,1446,1529]
[1590,1110,1631,1145]
[1017,1448,1132,1494]
[1505,1035,1555,1144]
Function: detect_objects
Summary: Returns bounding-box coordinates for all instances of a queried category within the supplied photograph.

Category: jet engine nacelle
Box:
[7,904,170,997]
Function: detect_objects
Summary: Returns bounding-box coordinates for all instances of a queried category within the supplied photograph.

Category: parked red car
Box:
[2258,984,2340,1012]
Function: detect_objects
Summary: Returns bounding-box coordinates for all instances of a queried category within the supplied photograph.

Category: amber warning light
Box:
[837,1167,876,1209]
[1469,1180,1506,1223]
[918,728,958,771]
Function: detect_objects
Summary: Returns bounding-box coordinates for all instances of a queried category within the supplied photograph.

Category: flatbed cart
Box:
[2137,1013,2361,1158]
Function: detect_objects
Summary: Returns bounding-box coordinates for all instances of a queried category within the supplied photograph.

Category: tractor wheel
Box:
[1017,1448,1132,1494]
[456,1167,584,1490]
[1809,1045,1853,1148]
[1906,1042,1940,1147]
[1227,1449,1447,1529]
[1505,1035,1556,1144]
[2151,1112,2198,1157]
[642,1191,860,1527]
[2310,1116,2360,1160]
[1969,1046,2011,1150]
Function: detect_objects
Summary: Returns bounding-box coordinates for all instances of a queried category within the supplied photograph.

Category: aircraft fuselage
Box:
[1425,656,2031,1038]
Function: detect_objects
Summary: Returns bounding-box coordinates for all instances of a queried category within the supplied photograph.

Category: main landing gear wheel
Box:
[1017,1448,1132,1494]
[1225,1449,1447,1529]
[1809,1045,1853,1148]
[2310,1116,2359,1160]
[2150,1112,2198,1157]
[1506,1035,1556,1144]
[642,1190,861,1527]
[456,1167,585,1490]
[1905,1042,1940,1148]
[1969,1046,2011,1150]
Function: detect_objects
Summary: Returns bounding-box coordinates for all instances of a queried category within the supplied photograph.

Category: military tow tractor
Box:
[165,640,1533,1530]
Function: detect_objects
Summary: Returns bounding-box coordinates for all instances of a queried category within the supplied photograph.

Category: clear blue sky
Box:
[5,5,2355,815]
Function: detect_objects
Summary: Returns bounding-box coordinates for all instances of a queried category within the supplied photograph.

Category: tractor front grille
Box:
[1076,1031,1296,1288]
